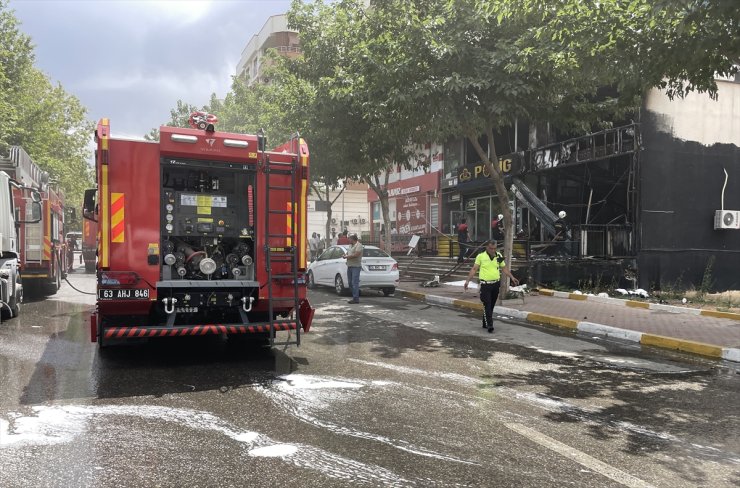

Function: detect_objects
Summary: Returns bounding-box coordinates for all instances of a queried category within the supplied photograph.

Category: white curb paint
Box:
[577,322,643,343]
[425,295,456,307]
[650,303,702,315]
[722,348,740,363]
[496,306,529,320]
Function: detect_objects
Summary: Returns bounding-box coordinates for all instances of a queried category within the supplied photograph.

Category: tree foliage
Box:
[0,0,92,223]
[299,0,738,287]
[289,0,431,248]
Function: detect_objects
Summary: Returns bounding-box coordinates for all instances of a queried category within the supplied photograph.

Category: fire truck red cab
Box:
[84,118,314,347]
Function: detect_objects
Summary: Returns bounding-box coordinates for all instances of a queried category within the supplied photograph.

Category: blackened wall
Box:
[638,111,740,291]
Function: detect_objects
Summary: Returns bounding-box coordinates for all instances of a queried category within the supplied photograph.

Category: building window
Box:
[444,138,462,178]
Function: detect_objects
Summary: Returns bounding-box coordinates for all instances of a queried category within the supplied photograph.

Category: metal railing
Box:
[363,234,439,256]
[526,123,639,172]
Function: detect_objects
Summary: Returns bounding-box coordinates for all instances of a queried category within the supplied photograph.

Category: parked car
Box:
[307,245,399,296]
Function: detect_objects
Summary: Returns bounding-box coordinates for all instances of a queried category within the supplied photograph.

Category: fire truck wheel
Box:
[10,294,20,318]
[307,271,315,289]
[334,274,348,296]
[1,298,16,320]
[44,266,61,295]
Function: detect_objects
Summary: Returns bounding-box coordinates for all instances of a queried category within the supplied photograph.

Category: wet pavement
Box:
[1,262,740,487]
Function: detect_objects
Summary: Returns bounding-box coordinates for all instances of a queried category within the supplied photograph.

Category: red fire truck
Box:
[0,146,69,298]
[83,117,315,347]
[81,217,97,272]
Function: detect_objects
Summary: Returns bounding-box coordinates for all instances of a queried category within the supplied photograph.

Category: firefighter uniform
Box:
[475,250,505,330]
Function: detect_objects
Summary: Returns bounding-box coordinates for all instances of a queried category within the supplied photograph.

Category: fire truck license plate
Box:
[98,289,150,300]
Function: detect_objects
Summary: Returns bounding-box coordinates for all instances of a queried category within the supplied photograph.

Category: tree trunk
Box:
[366,171,392,252]
[380,196,392,252]
[467,129,515,300]
[324,186,332,249]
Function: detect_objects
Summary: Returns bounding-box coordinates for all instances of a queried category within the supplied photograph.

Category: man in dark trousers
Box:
[456,218,469,263]
[343,234,364,304]
[463,240,519,332]
[553,210,570,255]
[491,213,504,241]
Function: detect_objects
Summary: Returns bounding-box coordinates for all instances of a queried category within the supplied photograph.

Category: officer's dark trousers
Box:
[457,241,467,263]
[479,281,500,329]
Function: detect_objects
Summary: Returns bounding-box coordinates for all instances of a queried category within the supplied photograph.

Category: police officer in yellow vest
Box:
[464,240,519,333]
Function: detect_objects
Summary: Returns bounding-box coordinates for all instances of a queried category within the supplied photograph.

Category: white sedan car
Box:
[307,245,399,296]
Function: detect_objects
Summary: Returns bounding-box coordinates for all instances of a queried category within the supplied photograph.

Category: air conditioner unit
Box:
[360,218,367,224]
[331,218,337,224]
[352,219,358,224]
[714,210,740,230]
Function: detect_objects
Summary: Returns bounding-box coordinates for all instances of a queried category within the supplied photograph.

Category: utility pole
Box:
[342,180,345,232]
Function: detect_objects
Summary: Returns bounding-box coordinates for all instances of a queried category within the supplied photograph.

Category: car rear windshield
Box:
[363,248,390,258]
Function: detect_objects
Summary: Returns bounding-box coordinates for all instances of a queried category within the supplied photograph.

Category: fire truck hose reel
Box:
[241,296,254,312]
[162,297,178,314]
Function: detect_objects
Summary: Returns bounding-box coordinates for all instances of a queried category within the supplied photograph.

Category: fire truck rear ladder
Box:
[263,154,301,347]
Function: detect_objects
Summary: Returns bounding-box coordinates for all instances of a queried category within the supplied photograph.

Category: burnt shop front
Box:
[455,154,522,242]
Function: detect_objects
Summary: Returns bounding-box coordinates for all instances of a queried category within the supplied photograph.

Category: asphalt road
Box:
[1,263,739,487]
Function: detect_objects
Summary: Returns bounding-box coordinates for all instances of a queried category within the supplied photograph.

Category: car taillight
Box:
[100,271,140,286]
[391,263,398,271]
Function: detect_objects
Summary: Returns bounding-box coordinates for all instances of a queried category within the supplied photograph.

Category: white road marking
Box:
[505,422,655,488]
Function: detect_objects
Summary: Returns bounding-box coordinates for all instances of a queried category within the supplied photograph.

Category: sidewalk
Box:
[397,282,740,363]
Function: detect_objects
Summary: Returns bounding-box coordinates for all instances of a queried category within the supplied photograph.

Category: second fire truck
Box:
[0,147,69,298]
[84,116,314,347]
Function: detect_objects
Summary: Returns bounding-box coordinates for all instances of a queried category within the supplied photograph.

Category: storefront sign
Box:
[388,185,420,197]
[396,194,427,234]
[456,153,523,192]
[367,171,440,202]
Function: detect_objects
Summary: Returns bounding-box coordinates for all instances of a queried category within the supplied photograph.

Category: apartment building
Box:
[235,14,301,85]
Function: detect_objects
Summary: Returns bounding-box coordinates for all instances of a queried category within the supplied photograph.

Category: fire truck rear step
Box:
[102,321,301,340]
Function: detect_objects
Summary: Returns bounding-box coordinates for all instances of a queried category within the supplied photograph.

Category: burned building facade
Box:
[451,77,740,291]
[637,81,740,291]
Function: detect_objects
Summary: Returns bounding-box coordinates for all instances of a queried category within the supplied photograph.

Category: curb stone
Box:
[399,288,740,363]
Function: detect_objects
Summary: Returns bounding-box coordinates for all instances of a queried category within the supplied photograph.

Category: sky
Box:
[11,0,293,139]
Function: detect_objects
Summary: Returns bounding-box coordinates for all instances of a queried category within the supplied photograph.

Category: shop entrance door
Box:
[474,197,490,242]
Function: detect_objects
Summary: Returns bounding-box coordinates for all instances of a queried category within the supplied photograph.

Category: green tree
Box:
[290,0,424,250]
[1,0,92,218]
[341,0,738,292]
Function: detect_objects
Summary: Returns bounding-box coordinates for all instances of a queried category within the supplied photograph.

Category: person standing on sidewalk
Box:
[463,240,519,332]
[457,218,469,263]
[343,233,364,304]
[309,233,319,261]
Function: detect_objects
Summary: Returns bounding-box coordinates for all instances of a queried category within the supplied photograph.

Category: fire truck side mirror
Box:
[83,188,98,222]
